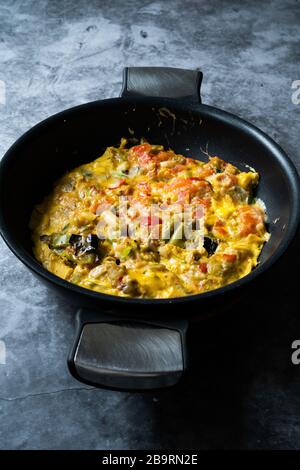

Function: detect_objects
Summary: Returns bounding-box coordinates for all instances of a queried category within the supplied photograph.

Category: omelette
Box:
[30,140,269,298]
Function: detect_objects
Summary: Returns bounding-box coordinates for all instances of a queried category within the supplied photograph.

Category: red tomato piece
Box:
[223,253,237,262]
[199,262,208,273]
[137,182,151,195]
[171,177,211,199]
[109,179,127,189]
[237,206,264,236]
[215,173,238,189]
[130,144,153,166]
[213,219,228,237]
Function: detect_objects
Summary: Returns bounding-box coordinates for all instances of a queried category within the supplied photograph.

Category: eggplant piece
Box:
[121,279,141,296]
[69,234,81,245]
[40,234,51,244]
[40,233,71,249]
[70,234,98,256]
[41,232,99,264]
[69,234,99,264]
[204,237,218,256]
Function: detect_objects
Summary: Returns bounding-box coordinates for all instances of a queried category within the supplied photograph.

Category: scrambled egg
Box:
[30,140,269,298]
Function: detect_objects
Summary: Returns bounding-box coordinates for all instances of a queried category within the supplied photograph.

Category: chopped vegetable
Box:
[120,246,132,259]
[203,237,218,256]
[199,262,208,273]
[109,179,127,189]
[40,233,71,249]
[41,233,99,265]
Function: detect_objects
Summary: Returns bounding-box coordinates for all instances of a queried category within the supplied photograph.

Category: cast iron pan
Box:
[0,67,299,389]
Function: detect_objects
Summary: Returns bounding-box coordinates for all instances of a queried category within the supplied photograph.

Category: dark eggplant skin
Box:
[204,237,218,256]
[70,234,98,256]
[41,233,100,264]
[40,233,72,249]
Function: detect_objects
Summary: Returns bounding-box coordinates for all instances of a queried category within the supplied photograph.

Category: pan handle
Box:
[68,309,188,390]
[121,66,202,103]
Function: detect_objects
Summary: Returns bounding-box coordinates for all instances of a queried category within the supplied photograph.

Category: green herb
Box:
[50,233,71,248]
[120,246,132,259]
[80,224,91,232]
[77,253,97,265]
[112,171,129,179]
[82,170,93,178]
[168,223,185,247]
[248,194,256,204]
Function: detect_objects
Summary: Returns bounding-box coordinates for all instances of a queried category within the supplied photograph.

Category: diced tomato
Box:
[177,190,190,205]
[171,177,211,200]
[196,166,215,179]
[192,196,211,208]
[91,200,112,214]
[237,206,264,236]
[133,182,152,205]
[215,173,238,189]
[155,150,171,162]
[193,206,204,219]
[189,179,211,197]
[131,146,175,170]
[170,178,188,191]
[131,143,152,156]
[199,262,208,273]
[171,164,186,173]
[91,199,100,213]
[215,219,223,226]
[94,202,110,215]
[185,157,198,165]
[137,182,151,195]
[223,253,237,263]
[213,219,228,237]
[109,179,127,189]
[129,144,153,166]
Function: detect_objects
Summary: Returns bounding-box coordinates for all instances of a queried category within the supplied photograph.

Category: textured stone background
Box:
[0,0,300,450]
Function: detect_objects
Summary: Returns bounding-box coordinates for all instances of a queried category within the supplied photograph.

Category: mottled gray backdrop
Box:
[0,0,300,450]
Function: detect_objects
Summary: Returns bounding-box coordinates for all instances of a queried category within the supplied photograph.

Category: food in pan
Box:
[30,140,269,298]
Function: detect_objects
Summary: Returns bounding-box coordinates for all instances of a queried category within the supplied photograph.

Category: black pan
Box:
[0,67,299,389]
